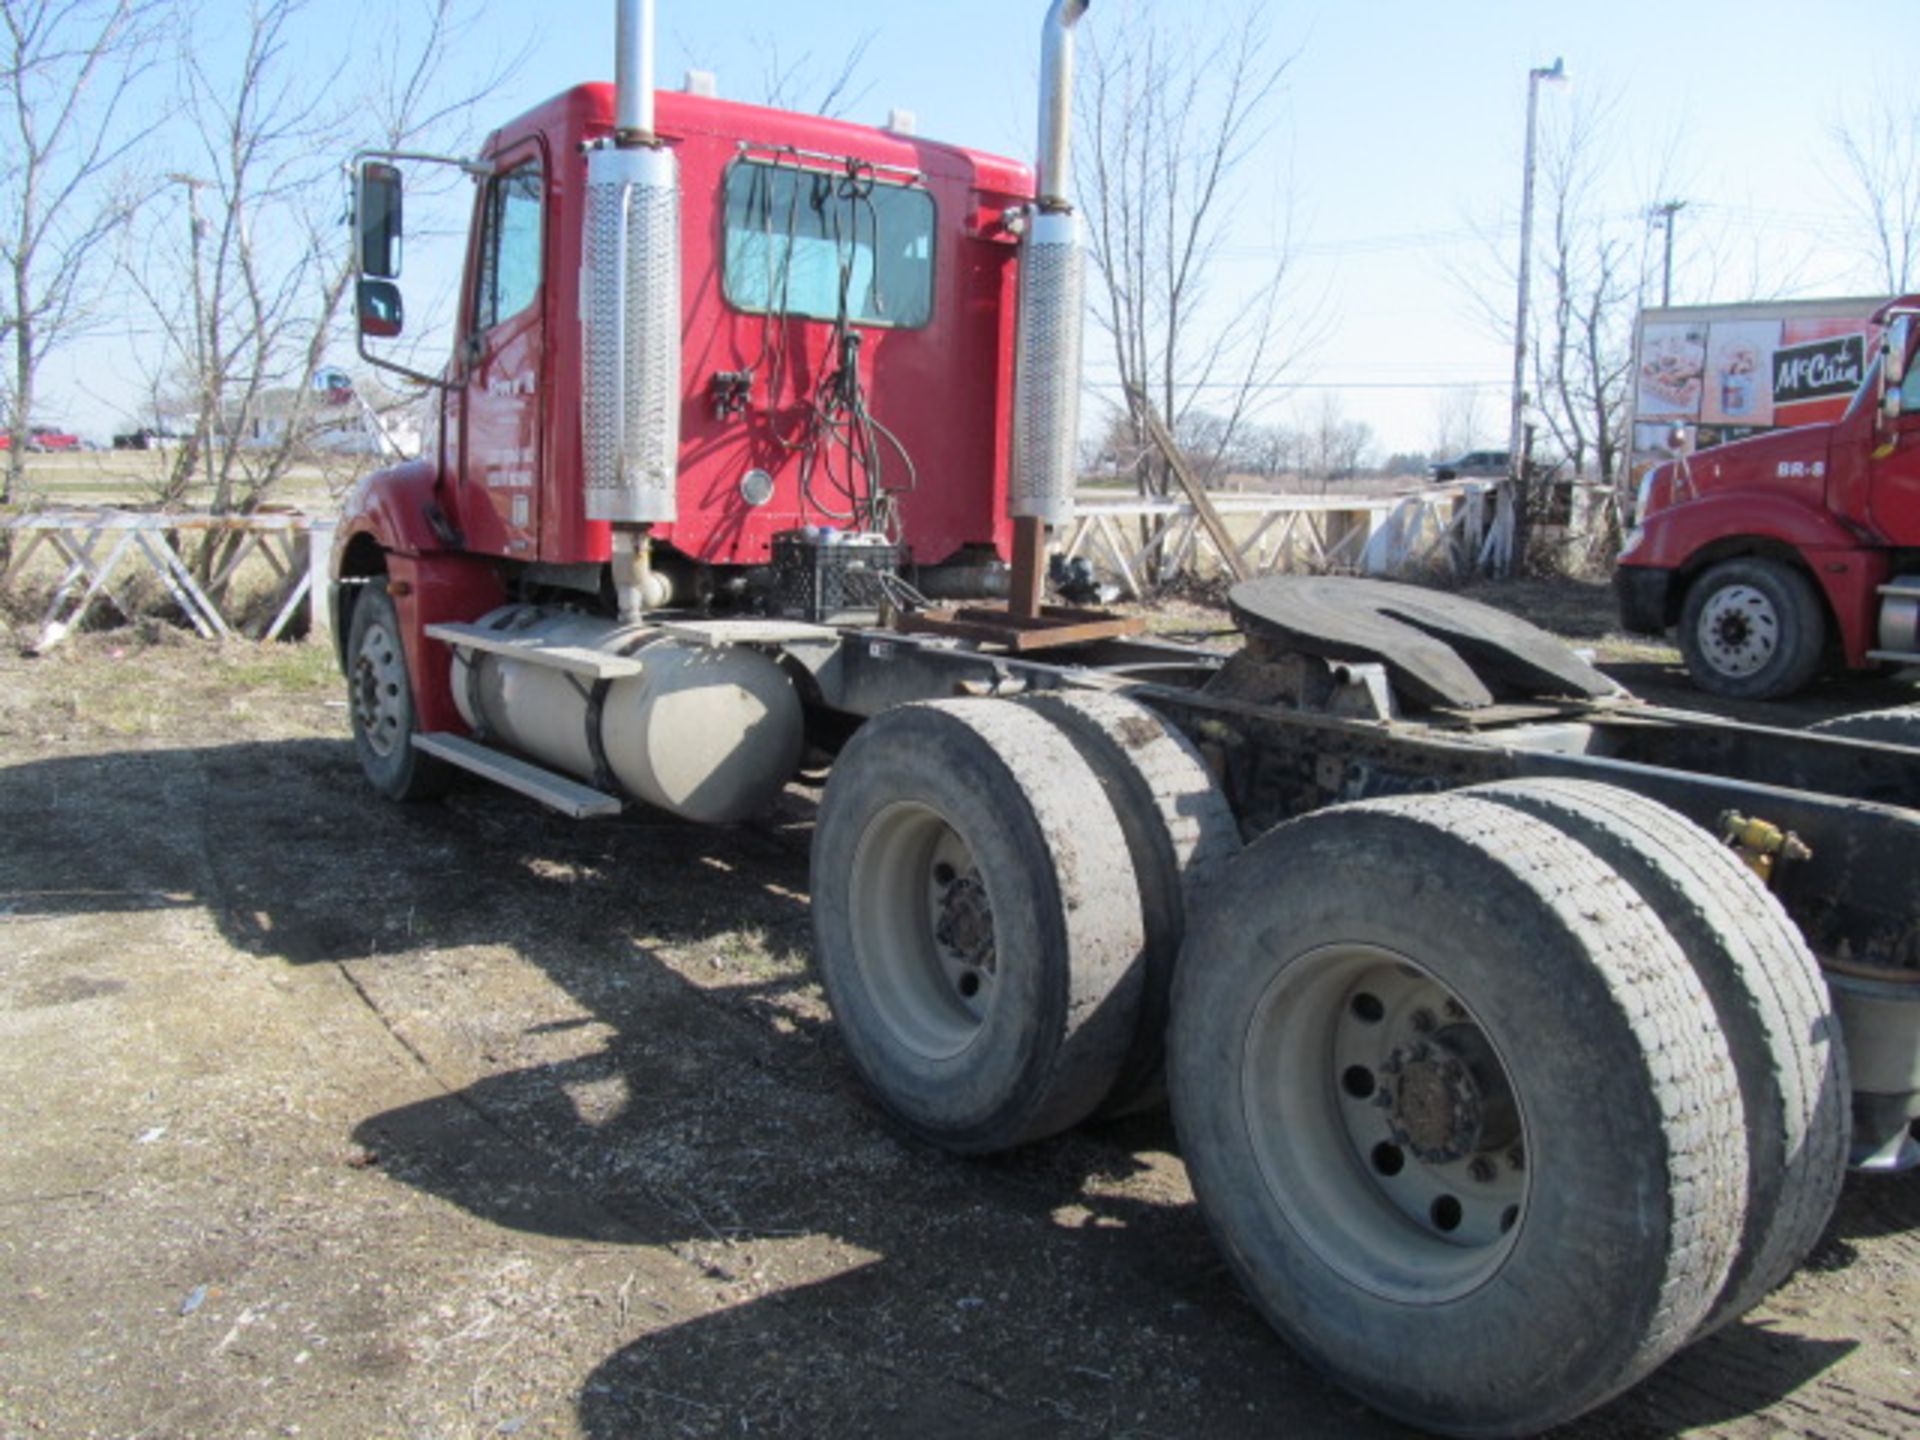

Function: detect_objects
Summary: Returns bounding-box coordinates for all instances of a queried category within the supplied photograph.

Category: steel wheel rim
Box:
[1698,584,1778,677]
[849,801,996,1060]
[352,617,409,759]
[1241,943,1530,1303]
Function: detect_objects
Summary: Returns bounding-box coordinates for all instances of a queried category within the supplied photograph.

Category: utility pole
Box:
[166,173,214,506]
[1650,200,1686,306]
[1505,57,1568,572]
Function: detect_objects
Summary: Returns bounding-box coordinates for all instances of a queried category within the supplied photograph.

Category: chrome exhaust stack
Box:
[1009,0,1089,528]
[585,0,680,617]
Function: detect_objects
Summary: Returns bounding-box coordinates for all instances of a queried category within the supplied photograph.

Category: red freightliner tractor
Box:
[1618,296,1920,700]
[332,3,1920,1433]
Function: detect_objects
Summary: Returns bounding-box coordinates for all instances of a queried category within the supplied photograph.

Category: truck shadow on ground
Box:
[1,737,1902,1438]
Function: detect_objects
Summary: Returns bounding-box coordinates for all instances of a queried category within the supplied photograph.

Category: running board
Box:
[425,622,645,680]
[413,732,622,818]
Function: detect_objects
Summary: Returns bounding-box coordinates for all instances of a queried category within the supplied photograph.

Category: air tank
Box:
[450,608,803,824]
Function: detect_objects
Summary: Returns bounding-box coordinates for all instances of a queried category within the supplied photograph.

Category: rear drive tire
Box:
[346,580,452,802]
[1168,793,1745,1437]
[1017,691,1240,1115]
[1809,703,1920,746]
[1678,556,1825,700]
[1467,778,1848,1336]
[811,700,1146,1153]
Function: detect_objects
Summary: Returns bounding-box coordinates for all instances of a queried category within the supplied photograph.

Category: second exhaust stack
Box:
[1009,0,1090,527]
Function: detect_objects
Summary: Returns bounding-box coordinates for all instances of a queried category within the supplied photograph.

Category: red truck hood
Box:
[1643,422,1836,518]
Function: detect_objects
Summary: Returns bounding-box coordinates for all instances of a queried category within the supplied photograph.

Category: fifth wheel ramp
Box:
[1228,575,1620,710]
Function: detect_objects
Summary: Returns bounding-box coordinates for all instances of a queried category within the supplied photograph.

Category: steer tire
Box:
[1018,691,1240,1115]
[1469,778,1849,1337]
[346,580,453,802]
[811,700,1146,1154]
[1168,792,1746,1437]
[1677,556,1825,700]
[1809,703,1920,747]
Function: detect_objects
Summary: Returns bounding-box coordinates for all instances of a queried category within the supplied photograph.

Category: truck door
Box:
[458,141,547,558]
[1870,359,1920,546]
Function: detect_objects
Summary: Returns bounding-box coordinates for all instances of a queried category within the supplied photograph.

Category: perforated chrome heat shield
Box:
[1009,209,1084,524]
[582,145,680,525]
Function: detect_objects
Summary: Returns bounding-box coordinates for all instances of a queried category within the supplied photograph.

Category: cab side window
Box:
[1902,356,1920,415]
[474,160,543,331]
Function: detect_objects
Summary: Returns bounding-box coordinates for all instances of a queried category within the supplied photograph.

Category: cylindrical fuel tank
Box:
[450,608,802,824]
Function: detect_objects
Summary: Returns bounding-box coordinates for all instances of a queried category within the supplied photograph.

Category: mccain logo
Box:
[1773,334,1865,405]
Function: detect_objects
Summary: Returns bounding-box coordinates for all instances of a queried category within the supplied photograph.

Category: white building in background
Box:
[234,368,422,458]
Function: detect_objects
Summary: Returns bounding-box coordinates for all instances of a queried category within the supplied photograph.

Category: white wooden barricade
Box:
[1059,483,1501,598]
[2,486,1511,648]
[0,509,336,653]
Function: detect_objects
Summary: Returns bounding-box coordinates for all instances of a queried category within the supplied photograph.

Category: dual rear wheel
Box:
[810,699,1848,1436]
[809,693,1236,1151]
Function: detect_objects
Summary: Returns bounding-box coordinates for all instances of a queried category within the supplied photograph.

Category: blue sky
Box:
[46,0,1909,456]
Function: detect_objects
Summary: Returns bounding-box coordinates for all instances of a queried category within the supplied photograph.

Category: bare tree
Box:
[748,32,876,119]
[1429,385,1487,461]
[1832,91,1920,292]
[1076,2,1308,560]
[1529,99,1637,491]
[1297,392,1372,490]
[0,0,158,510]
[124,0,515,554]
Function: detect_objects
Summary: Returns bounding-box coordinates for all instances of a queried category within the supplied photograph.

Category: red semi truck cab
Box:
[1616,296,1920,698]
[332,82,1041,735]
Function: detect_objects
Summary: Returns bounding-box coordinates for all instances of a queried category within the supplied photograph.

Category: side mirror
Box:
[1880,316,1910,425]
[356,277,404,338]
[357,161,403,280]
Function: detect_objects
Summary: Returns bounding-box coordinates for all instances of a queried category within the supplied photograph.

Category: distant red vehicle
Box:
[2,426,82,452]
[27,426,82,452]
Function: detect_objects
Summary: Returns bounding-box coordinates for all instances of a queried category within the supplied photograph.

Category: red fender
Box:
[1626,492,1887,665]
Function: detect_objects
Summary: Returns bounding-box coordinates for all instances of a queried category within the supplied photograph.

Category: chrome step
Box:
[413,732,622,818]
[1866,650,1920,665]
[425,622,644,680]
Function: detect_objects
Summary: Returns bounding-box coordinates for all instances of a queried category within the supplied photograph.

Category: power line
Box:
[1085,373,1507,392]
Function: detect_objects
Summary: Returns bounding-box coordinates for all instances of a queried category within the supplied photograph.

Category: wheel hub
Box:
[1385,1025,1518,1164]
[351,621,406,758]
[1699,585,1777,676]
[1242,948,1532,1299]
[847,803,998,1059]
[934,873,996,973]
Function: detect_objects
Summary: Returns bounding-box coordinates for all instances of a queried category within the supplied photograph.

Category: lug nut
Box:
[1410,1008,1437,1034]
[1469,1157,1497,1184]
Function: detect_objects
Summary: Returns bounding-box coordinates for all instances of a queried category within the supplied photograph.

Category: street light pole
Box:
[1651,199,1686,306]
[1506,58,1567,522]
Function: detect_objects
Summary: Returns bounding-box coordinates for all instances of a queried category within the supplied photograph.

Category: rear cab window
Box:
[722,158,934,329]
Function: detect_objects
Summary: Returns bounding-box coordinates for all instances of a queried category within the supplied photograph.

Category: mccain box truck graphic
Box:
[1631,296,1889,462]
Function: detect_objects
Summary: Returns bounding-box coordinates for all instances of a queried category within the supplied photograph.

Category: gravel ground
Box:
[1,595,1918,1440]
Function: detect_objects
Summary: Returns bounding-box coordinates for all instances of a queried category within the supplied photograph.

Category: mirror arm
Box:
[356,327,459,393]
